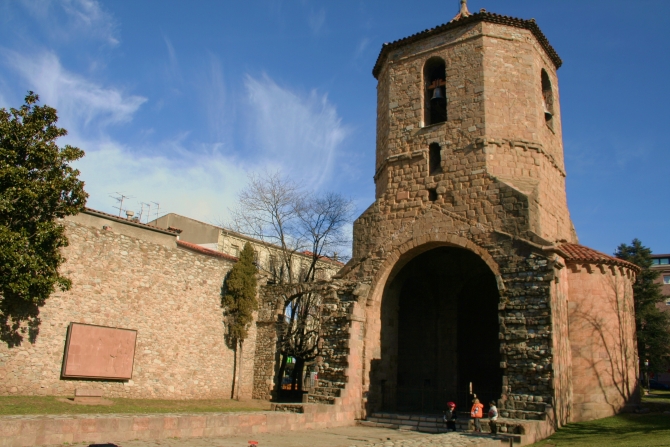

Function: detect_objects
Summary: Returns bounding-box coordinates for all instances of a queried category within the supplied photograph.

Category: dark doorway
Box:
[374,246,502,414]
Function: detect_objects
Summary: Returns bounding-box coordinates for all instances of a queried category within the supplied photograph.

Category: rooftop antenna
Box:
[110,192,132,217]
[140,202,152,223]
[151,201,161,222]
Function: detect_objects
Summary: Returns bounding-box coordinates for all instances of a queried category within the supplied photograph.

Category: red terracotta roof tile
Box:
[557,243,640,273]
[373,11,562,79]
[176,240,238,262]
[301,251,345,266]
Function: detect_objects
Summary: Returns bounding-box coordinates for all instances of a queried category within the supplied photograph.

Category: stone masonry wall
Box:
[251,280,369,419]
[481,22,574,243]
[0,211,255,399]
[252,287,283,400]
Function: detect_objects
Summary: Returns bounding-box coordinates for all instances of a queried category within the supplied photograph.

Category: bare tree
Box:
[230,171,303,284]
[229,171,354,395]
[297,192,354,282]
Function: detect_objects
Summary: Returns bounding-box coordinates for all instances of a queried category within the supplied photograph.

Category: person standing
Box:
[488,400,498,434]
[470,398,484,432]
[443,401,457,431]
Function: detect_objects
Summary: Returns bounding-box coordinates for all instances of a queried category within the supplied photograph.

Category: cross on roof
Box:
[451,0,472,22]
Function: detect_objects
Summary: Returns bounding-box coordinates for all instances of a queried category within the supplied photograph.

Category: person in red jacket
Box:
[470,398,484,432]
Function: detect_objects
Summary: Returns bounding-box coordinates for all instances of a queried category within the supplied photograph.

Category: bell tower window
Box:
[541,69,554,131]
[429,143,442,175]
[424,57,447,126]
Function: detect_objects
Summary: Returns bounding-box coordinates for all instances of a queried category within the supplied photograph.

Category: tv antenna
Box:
[151,201,161,222]
[110,193,133,217]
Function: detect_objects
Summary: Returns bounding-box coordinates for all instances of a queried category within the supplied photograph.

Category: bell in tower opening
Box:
[424,57,447,125]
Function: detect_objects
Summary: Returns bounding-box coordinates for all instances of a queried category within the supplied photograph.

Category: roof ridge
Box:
[83,207,177,235]
[372,10,562,79]
[176,240,238,261]
[557,242,640,273]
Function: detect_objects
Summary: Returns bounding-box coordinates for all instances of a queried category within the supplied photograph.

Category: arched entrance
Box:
[376,246,502,413]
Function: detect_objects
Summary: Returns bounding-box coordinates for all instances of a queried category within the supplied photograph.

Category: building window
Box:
[541,69,554,131]
[231,244,240,257]
[664,275,670,285]
[660,258,670,265]
[424,57,447,126]
[428,188,438,202]
[429,143,442,175]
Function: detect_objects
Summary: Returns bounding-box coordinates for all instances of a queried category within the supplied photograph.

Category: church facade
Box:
[260,5,641,427]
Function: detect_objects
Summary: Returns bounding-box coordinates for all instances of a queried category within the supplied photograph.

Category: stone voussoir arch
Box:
[366,231,502,308]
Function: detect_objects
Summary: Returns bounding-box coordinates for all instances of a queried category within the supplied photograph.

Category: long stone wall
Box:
[0,210,255,399]
[0,405,356,447]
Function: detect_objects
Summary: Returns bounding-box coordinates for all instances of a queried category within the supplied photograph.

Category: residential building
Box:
[149,213,343,282]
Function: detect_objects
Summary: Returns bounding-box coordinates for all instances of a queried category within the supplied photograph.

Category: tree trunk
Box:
[276,353,288,395]
[231,339,238,399]
[295,358,305,392]
[290,359,299,391]
[234,340,244,400]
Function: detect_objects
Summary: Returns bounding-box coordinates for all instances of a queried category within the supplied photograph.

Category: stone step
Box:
[305,394,338,405]
[367,414,533,444]
[359,420,452,434]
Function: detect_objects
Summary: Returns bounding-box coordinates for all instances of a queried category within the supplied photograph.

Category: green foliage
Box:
[0,92,87,346]
[615,239,670,372]
[530,413,670,447]
[222,242,258,345]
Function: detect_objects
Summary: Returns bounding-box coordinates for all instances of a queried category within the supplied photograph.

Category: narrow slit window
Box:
[429,143,442,175]
[541,69,554,130]
[424,57,447,126]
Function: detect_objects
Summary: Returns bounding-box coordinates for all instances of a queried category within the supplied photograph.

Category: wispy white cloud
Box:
[244,74,349,190]
[0,49,246,221]
[307,7,326,35]
[2,50,146,131]
[163,36,182,85]
[354,37,370,59]
[73,139,248,223]
[197,54,232,144]
[20,0,119,46]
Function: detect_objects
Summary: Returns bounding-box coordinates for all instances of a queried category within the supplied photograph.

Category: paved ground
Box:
[76,426,500,447]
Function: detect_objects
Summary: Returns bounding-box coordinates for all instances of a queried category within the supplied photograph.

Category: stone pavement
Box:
[65,426,501,447]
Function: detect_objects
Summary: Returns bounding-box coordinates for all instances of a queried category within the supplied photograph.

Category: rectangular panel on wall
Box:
[62,323,137,380]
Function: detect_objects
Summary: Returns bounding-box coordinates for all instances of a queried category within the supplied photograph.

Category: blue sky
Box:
[0,0,668,255]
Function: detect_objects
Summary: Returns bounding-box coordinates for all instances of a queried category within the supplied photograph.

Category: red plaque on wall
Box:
[62,323,137,380]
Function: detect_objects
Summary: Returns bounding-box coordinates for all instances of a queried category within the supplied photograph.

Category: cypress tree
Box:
[222,242,258,399]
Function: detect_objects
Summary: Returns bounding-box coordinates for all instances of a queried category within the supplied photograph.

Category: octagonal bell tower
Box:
[369,1,576,246]
[332,2,639,428]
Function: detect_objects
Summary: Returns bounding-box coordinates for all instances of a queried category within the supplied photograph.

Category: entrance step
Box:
[366,413,542,445]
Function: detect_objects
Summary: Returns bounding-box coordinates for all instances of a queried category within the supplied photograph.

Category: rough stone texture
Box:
[251,280,369,415]
[325,13,638,429]
[0,210,256,399]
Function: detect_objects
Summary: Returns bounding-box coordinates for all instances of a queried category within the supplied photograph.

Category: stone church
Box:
[0,1,641,442]
[254,1,641,431]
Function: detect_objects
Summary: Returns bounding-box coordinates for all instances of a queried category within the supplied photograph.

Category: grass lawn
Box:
[529,412,670,446]
[643,389,670,406]
[0,396,271,416]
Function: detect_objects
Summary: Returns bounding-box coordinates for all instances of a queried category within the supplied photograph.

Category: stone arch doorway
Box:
[376,246,502,413]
